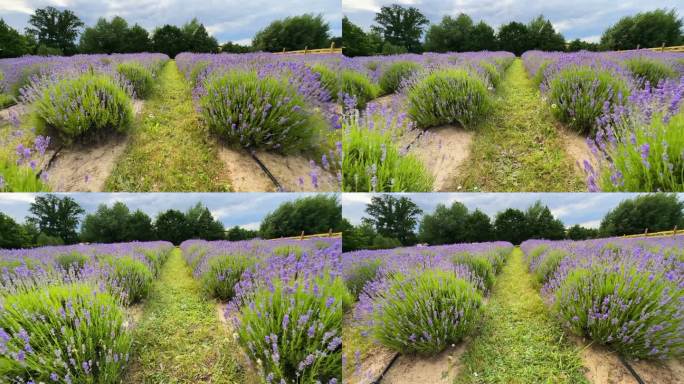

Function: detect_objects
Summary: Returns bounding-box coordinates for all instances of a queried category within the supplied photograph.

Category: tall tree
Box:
[566,224,598,240]
[127,210,156,241]
[126,24,151,52]
[221,42,252,53]
[527,15,566,51]
[27,194,84,244]
[181,18,219,53]
[185,203,224,240]
[253,14,330,52]
[81,202,132,243]
[79,16,130,54]
[497,21,531,56]
[372,5,428,53]
[25,6,83,55]
[260,195,342,238]
[600,194,683,236]
[155,210,191,245]
[226,226,259,241]
[152,24,186,58]
[464,209,494,242]
[342,16,373,57]
[0,213,29,249]
[524,201,565,240]
[494,208,528,245]
[418,201,469,245]
[0,19,31,58]
[424,14,473,53]
[601,9,683,50]
[364,195,422,246]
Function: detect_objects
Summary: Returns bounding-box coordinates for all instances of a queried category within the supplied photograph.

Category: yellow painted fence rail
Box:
[273,42,342,55]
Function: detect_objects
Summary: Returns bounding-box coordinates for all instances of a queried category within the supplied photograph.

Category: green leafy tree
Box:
[600,194,683,236]
[527,15,566,51]
[0,19,31,58]
[418,202,469,245]
[566,224,598,240]
[253,14,330,52]
[372,5,428,53]
[185,203,224,240]
[524,201,565,240]
[497,21,530,56]
[567,39,599,52]
[494,208,528,244]
[221,42,252,53]
[342,16,374,57]
[424,14,472,52]
[464,209,494,242]
[182,18,219,53]
[364,195,422,246]
[79,17,151,53]
[0,213,30,249]
[81,202,132,243]
[154,209,191,245]
[125,24,151,52]
[226,226,259,241]
[259,195,342,238]
[127,210,156,241]
[27,194,84,244]
[152,24,186,58]
[25,6,83,55]
[601,9,683,50]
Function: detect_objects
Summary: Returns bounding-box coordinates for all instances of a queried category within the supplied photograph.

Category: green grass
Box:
[455,59,584,191]
[106,60,229,191]
[124,248,246,383]
[454,248,587,384]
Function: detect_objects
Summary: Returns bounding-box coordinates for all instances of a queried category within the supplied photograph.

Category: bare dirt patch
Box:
[0,104,27,123]
[126,303,145,327]
[216,147,276,192]
[406,126,473,192]
[381,342,469,384]
[559,127,597,175]
[574,336,684,384]
[345,343,398,384]
[255,151,339,192]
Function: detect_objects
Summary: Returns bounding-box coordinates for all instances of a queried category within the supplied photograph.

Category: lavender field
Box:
[341,49,684,193]
[0,52,343,193]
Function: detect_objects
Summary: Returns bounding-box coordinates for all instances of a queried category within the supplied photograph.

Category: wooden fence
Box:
[621,226,681,239]
[625,44,684,53]
[278,229,342,240]
[273,42,342,55]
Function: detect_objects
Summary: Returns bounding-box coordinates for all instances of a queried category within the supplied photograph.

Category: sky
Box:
[341,193,684,229]
[343,0,683,43]
[0,0,341,46]
[0,193,335,230]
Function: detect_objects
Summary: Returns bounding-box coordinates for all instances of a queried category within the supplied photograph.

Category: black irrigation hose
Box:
[249,151,283,191]
[36,145,63,179]
[371,353,400,384]
[618,354,646,384]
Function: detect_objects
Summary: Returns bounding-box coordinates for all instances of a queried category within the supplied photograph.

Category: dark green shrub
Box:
[379,61,421,94]
[372,269,482,355]
[55,251,89,271]
[201,253,254,300]
[407,69,492,128]
[33,73,134,143]
[200,70,323,152]
[117,62,154,99]
[624,57,677,88]
[341,70,379,109]
[0,284,131,383]
[107,256,153,304]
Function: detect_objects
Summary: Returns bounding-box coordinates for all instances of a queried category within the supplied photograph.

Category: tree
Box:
[155,210,191,245]
[79,17,151,54]
[364,195,422,246]
[471,21,498,51]
[601,9,683,50]
[221,42,252,53]
[372,5,428,53]
[185,203,224,240]
[152,24,186,58]
[81,202,132,243]
[0,19,31,58]
[226,226,259,241]
[253,14,330,52]
[418,202,469,245]
[127,210,156,241]
[0,213,29,249]
[126,24,151,52]
[600,194,683,236]
[182,18,219,53]
[527,15,565,52]
[524,201,565,240]
[494,208,528,244]
[567,39,599,52]
[342,16,373,57]
[25,6,83,55]
[464,209,494,242]
[497,22,530,56]
[259,195,342,238]
[566,225,598,240]
[27,194,84,244]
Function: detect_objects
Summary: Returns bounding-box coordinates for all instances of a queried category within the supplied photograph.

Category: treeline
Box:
[0,194,343,249]
[0,7,337,58]
[342,194,684,251]
[342,7,683,56]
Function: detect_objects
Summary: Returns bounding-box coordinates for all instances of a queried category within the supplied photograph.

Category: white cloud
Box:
[0,1,33,14]
[343,0,381,13]
[238,221,261,230]
[581,35,601,43]
[578,219,601,229]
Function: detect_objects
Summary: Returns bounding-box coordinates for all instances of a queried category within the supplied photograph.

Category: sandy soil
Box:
[381,342,469,384]
[345,343,398,384]
[255,151,339,192]
[0,104,27,123]
[406,126,473,192]
[559,128,597,175]
[574,336,684,384]
[368,95,398,110]
[126,303,145,327]
[216,147,276,192]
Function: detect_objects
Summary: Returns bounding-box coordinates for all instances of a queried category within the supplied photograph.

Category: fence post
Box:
[661,42,666,52]
[330,42,335,53]
[328,228,333,237]
[304,46,308,54]
[674,225,678,237]
[300,231,305,240]
[282,47,286,53]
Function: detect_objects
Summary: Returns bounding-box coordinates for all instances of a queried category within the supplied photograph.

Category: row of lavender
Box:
[181,237,345,384]
[340,51,515,192]
[341,242,513,379]
[522,50,684,192]
[0,53,169,192]
[521,236,683,359]
[0,241,174,383]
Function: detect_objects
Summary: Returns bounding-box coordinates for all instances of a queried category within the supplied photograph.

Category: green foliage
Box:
[408,68,492,128]
[181,18,219,53]
[526,245,548,265]
[372,269,482,355]
[533,249,566,284]
[342,113,433,192]
[0,158,48,193]
[566,225,598,240]
[117,62,155,99]
[344,258,382,299]
[0,213,30,249]
[452,252,496,292]
[624,56,677,88]
[364,194,423,246]
[201,254,254,300]
[0,19,31,58]
[555,266,684,359]
[33,73,134,143]
[478,61,502,89]
[599,193,683,236]
[524,201,565,240]
[79,16,151,54]
[526,15,566,52]
[259,194,342,238]
[419,204,495,245]
[341,70,379,109]
[252,13,331,52]
[0,93,14,108]
[225,226,259,241]
[497,22,531,56]
[601,9,683,50]
[379,61,421,94]
[28,195,84,244]
[152,25,185,58]
[424,14,497,52]
[372,5,429,54]
[12,63,50,96]
[0,284,130,382]
[311,63,340,101]
[155,209,191,245]
[55,251,88,271]
[342,16,374,57]
[272,245,304,260]
[107,256,154,304]
[35,233,64,246]
[200,70,322,152]
[220,42,252,53]
[26,6,84,55]
[548,66,630,135]
[234,275,349,383]
[81,202,156,243]
[494,208,528,245]
[189,61,211,86]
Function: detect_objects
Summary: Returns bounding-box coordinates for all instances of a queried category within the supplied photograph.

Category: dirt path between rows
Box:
[558,125,598,175]
[381,342,469,384]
